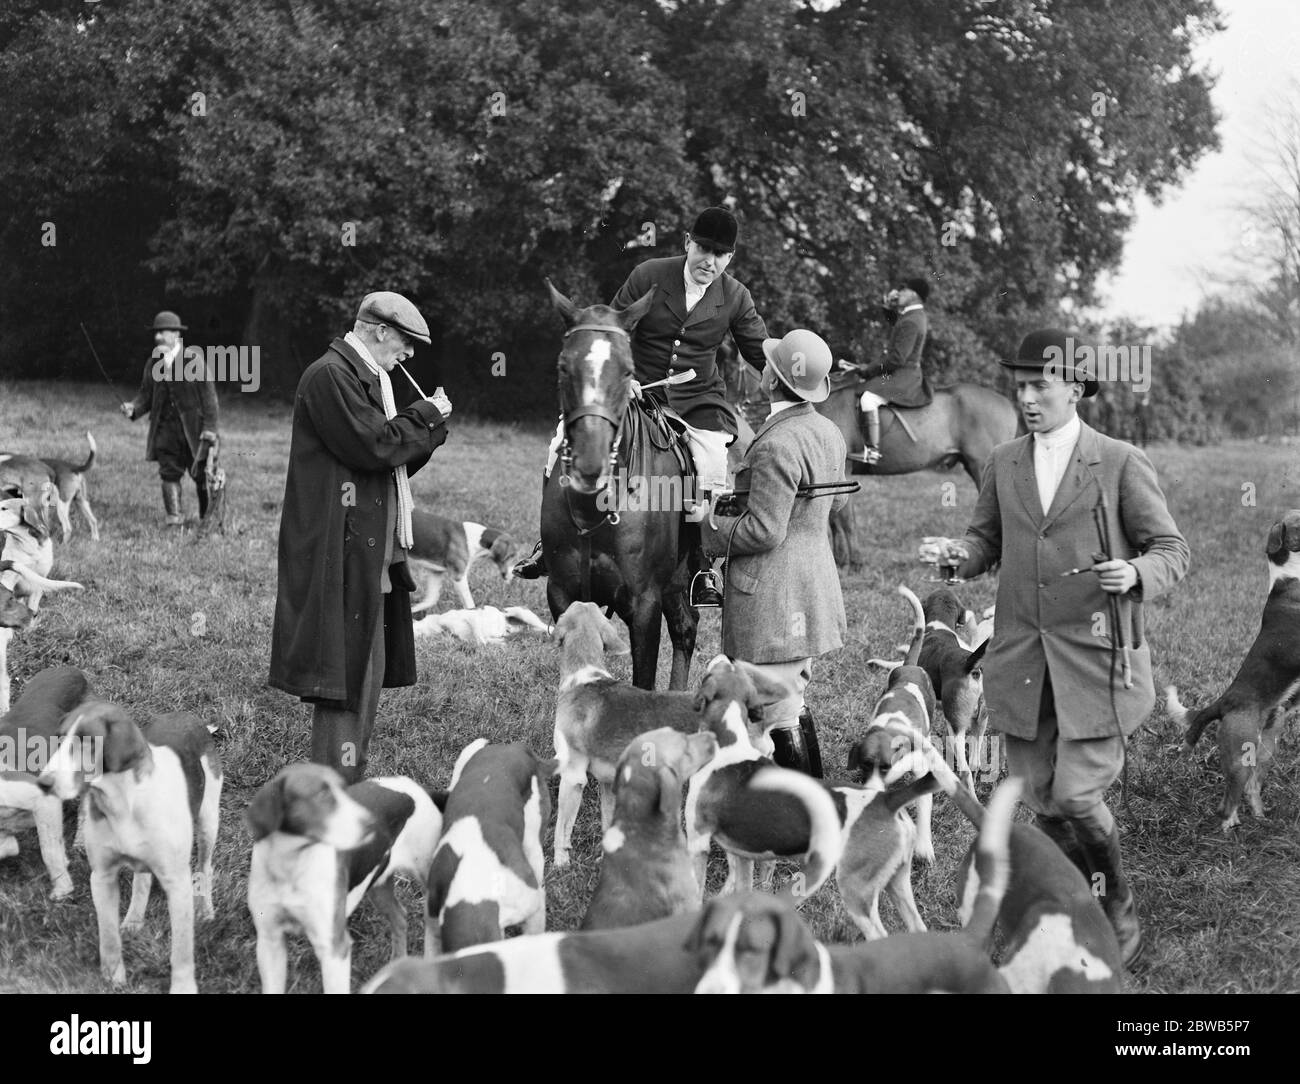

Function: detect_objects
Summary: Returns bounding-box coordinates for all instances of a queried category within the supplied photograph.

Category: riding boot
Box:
[512,474,550,580]
[1074,820,1144,969]
[771,720,821,778]
[846,408,882,464]
[161,481,184,527]
[1035,814,1089,878]
[798,707,823,778]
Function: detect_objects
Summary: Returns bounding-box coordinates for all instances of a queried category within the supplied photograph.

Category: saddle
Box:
[828,368,935,409]
[627,394,694,485]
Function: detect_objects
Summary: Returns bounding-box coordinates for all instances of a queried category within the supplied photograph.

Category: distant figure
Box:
[120,311,219,527]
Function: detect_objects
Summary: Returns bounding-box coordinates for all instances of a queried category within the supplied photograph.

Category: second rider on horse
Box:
[513,206,770,607]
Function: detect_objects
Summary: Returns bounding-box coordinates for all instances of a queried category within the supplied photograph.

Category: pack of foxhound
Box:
[2,435,1299,993]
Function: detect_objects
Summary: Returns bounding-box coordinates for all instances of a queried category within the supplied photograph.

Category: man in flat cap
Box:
[846,275,934,465]
[924,328,1189,969]
[120,310,220,526]
[514,206,771,606]
[269,292,453,783]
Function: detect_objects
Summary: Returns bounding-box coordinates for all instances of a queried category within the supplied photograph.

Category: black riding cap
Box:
[690,207,738,253]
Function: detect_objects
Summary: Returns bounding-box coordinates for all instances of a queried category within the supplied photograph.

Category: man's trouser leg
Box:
[154,412,189,526]
[747,659,819,775]
[513,419,566,579]
[310,617,386,785]
[1004,674,1141,965]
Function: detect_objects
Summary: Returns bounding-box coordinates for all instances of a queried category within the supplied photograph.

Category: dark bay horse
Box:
[540,281,699,690]
[816,379,1021,564]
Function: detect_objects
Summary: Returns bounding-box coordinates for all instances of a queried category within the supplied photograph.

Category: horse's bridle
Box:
[556,322,633,530]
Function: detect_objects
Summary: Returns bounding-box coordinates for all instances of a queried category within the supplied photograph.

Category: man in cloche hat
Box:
[269,292,453,783]
[698,329,849,777]
[120,310,220,526]
[513,206,772,606]
[924,328,1189,969]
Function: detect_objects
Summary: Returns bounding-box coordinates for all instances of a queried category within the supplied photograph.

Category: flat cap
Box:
[356,291,431,345]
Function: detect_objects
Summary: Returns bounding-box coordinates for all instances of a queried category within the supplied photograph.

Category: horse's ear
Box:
[545,278,580,327]
[618,286,656,332]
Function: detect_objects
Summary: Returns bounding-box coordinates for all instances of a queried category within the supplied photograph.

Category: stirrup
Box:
[690,568,724,609]
[846,446,882,465]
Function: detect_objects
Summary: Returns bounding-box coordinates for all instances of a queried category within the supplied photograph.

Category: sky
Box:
[1094,0,1300,331]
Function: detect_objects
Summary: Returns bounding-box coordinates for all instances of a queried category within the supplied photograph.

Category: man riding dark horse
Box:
[843,276,934,465]
[514,206,770,606]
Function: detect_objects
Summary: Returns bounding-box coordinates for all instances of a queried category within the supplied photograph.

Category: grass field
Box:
[2,378,1299,994]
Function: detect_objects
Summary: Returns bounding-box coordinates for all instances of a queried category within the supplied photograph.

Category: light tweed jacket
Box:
[701,402,848,663]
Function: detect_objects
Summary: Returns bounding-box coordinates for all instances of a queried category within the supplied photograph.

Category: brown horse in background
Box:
[720,341,1020,566]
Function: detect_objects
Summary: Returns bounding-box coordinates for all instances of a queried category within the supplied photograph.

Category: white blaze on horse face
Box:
[581,339,612,405]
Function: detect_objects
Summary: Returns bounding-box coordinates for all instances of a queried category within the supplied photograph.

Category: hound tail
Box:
[962,777,1019,950]
[74,432,97,475]
[0,560,83,593]
[747,767,843,899]
[881,715,985,827]
[1164,685,1221,750]
[898,585,926,667]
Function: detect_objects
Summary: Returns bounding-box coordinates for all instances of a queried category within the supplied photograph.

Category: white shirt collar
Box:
[768,398,801,418]
[1033,412,1081,452]
[344,330,381,374]
[899,303,924,315]
[684,263,709,307]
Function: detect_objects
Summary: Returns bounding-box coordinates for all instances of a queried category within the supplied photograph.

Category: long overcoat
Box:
[958,421,1189,739]
[128,341,220,459]
[269,338,446,708]
[701,403,848,663]
[610,256,768,434]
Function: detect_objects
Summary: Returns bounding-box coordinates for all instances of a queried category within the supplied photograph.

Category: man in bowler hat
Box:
[926,328,1189,966]
[269,292,453,783]
[121,311,220,526]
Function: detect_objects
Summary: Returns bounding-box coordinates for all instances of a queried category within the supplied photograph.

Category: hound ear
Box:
[736,661,793,706]
[692,674,714,713]
[768,900,821,989]
[545,278,580,327]
[101,706,150,775]
[964,640,988,674]
[656,766,680,816]
[618,285,656,332]
[245,773,288,841]
[600,614,630,656]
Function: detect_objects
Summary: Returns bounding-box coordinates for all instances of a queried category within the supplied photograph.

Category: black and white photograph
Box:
[0,0,1297,1025]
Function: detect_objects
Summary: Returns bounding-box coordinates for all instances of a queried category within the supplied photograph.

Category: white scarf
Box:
[345,332,414,550]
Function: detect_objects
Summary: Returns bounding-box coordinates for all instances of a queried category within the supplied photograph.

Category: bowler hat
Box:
[689,207,738,253]
[356,291,432,345]
[1000,327,1099,398]
[903,276,931,303]
[761,329,833,403]
[149,311,187,332]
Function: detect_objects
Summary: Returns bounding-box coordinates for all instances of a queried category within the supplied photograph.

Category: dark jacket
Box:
[268,338,447,708]
[860,306,932,408]
[610,256,768,434]
[701,403,848,662]
[129,341,220,459]
[958,421,1189,739]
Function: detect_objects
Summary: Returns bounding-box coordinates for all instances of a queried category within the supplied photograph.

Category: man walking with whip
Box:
[921,328,1189,967]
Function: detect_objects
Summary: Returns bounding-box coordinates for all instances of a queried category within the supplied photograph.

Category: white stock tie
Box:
[373,363,415,550]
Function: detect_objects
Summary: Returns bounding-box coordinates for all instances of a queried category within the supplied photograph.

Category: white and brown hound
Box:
[245,763,444,993]
[425,738,554,954]
[408,511,522,612]
[37,701,222,994]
